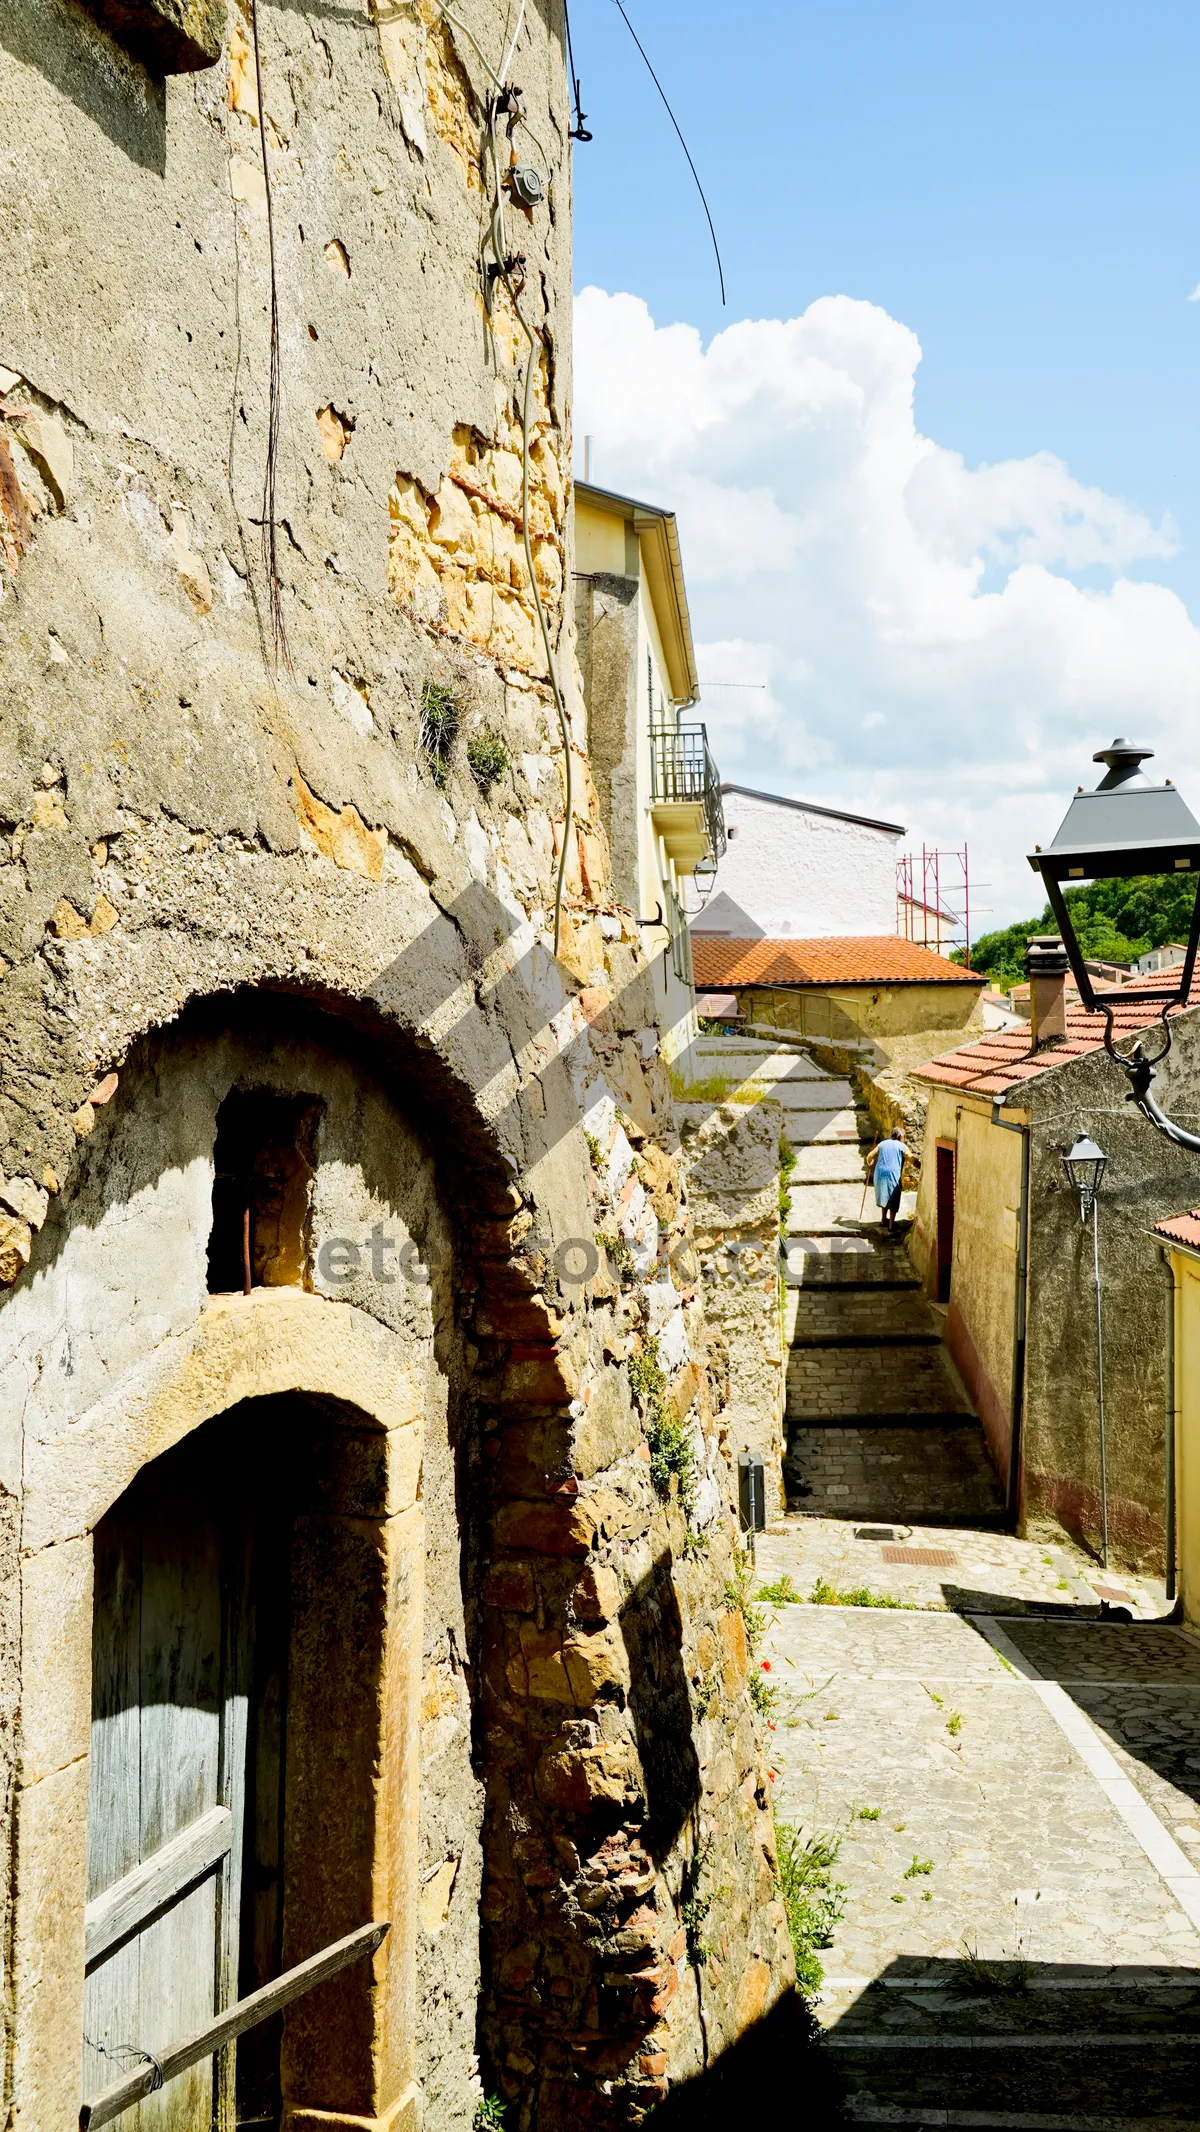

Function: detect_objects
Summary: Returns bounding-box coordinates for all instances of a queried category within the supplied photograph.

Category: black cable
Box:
[609,0,725,304]
[562,0,591,139]
[249,0,290,670]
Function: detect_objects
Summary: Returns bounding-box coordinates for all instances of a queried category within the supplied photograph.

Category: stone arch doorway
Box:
[82,1392,397,2130]
[13,1294,423,2132]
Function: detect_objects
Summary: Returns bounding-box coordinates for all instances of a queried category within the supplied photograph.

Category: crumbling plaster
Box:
[0,0,794,2119]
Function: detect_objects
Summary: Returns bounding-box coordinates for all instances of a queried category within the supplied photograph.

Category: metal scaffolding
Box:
[897,845,971,965]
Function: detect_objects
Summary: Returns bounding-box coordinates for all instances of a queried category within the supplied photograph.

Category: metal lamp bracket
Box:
[1037,868,1200,1156]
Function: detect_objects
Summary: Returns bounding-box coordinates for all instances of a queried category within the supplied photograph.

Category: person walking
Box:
[866,1130,913,1237]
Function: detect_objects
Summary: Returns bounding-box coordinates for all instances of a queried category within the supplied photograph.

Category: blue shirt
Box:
[873,1138,907,1205]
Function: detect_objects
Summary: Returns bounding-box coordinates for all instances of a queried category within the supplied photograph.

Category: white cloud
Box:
[1189,285,1200,302]
[574,287,1200,927]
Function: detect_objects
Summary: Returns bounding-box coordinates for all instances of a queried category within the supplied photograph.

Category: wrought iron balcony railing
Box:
[648,721,726,866]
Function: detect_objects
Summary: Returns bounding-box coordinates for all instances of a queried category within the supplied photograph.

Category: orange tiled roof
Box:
[1154,1207,1200,1252]
[914,967,1200,1098]
[690,935,981,989]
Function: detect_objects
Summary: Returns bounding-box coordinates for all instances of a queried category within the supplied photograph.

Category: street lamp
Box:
[1030,739,1200,1151]
[1062,1132,1108,1218]
[1063,1130,1111,1567]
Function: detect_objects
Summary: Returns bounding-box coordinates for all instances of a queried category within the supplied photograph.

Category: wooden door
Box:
[936,1143,956,1304]
[82,1433,251,2130]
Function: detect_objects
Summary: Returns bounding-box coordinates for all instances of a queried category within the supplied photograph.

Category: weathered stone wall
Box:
[1023,1026,1200,1574]
[0,0,792,2119]
[678,1100,786,1521]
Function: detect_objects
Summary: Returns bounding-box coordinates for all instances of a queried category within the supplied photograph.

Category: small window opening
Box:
[208,1090,322,1294]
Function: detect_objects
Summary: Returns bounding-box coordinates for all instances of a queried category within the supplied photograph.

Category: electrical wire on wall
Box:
[436,0,575,957]
[248,0,290,668]
[562,0,592,140]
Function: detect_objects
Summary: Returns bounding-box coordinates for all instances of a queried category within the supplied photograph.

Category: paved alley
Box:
[757,1548,1200,2128]
[691,1031,1200,2126]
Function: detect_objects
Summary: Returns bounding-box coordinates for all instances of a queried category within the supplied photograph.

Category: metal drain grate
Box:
[880,1545,958,1567]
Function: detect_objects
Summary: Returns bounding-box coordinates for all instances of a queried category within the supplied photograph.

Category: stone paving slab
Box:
[755,1515,1161,1617]
[765,1626,1200,1979]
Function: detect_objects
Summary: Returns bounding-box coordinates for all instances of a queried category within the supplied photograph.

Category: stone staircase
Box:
[687,1031,1005,1528]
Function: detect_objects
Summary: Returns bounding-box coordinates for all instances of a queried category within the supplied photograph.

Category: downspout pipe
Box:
[992,1093,1031,1528]
[1156,1242,1178,1604]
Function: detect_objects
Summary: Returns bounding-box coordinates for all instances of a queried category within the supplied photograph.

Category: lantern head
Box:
[1029,740,1200,1012]
[1062,1132,1108,1220]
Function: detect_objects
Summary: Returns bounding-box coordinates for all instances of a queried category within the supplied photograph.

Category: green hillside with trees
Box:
[953,874,1197,991]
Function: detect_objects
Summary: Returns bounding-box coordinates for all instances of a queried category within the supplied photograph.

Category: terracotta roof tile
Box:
[913,968,1200,1097]
[1155,1208,1200,1250]
[690,934,982,989]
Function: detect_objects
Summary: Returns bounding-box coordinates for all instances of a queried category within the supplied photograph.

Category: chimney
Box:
[1026,935,1069,1045]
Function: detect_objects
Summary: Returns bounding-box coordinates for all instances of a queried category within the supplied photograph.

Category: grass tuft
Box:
[810,1576,905,1609]
[775,1815,846,1999]
[466,729,510,795]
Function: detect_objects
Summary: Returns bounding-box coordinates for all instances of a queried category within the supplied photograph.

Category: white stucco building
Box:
[690,784,904,939]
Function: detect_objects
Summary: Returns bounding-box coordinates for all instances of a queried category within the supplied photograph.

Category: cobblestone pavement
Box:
[757,1528,1200,2126]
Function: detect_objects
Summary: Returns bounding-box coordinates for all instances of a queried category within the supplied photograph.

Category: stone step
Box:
[830,2029,1200,2123]
[784,1110,862,1147]
[785,1422,1006,1522]
[791,1330,943,1349]
[774,1081,858,1111]
[791,1286,941,1340]
[785,1182,918,1233]
[786,1341,974,1420]
[791,1145,870,1184]
[783,1239,921,1289]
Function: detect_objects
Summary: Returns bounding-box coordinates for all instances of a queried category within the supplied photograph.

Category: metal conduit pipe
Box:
[991,1093,1031,1529]
[1156,1242,1179,1604]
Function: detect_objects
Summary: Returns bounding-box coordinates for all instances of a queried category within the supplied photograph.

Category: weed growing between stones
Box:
[583,1130,605,1172]
[809,1576,905,1608]
[774,1816,847,1998]
[680,1839,717,1965]
[724,1543,765,1657]
[749,1662,778,1717]
[628,1347,697,1512]
[466,729,510,794]
[695,1672,719,1717]
[960,1938,1030,1993]
[905,1855,934,1878]
[668,1069,768,1104]
[419,678,462,786]
[475,2099,506,2130]
[778,1131,797,1236]
[757,1573,800,1604]
[596,1226,636,1278]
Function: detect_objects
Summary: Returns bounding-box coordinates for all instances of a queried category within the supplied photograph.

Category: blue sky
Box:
[567,1,1200,926]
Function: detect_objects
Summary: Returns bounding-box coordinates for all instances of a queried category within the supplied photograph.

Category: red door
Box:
[935,1144,956,1303]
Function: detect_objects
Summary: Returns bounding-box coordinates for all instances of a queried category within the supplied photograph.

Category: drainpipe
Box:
[1158,1243,1178,1603]
[991,1093,1031,1528]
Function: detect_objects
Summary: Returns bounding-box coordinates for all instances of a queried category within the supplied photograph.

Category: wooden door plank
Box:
[83,1502,144,2112]
[79,1921,390,2129]
[84,1805,233,1969]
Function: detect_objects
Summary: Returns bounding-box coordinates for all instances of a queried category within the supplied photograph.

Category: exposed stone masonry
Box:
[0,0,792,2122]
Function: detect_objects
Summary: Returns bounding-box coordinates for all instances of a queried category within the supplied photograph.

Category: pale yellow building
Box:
[574,481,724,1058]
[1153,1208,1200,1618]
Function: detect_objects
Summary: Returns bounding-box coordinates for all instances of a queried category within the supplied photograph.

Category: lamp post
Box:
[1063,1132,1111,1567]
[1029,739,1200,1150]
